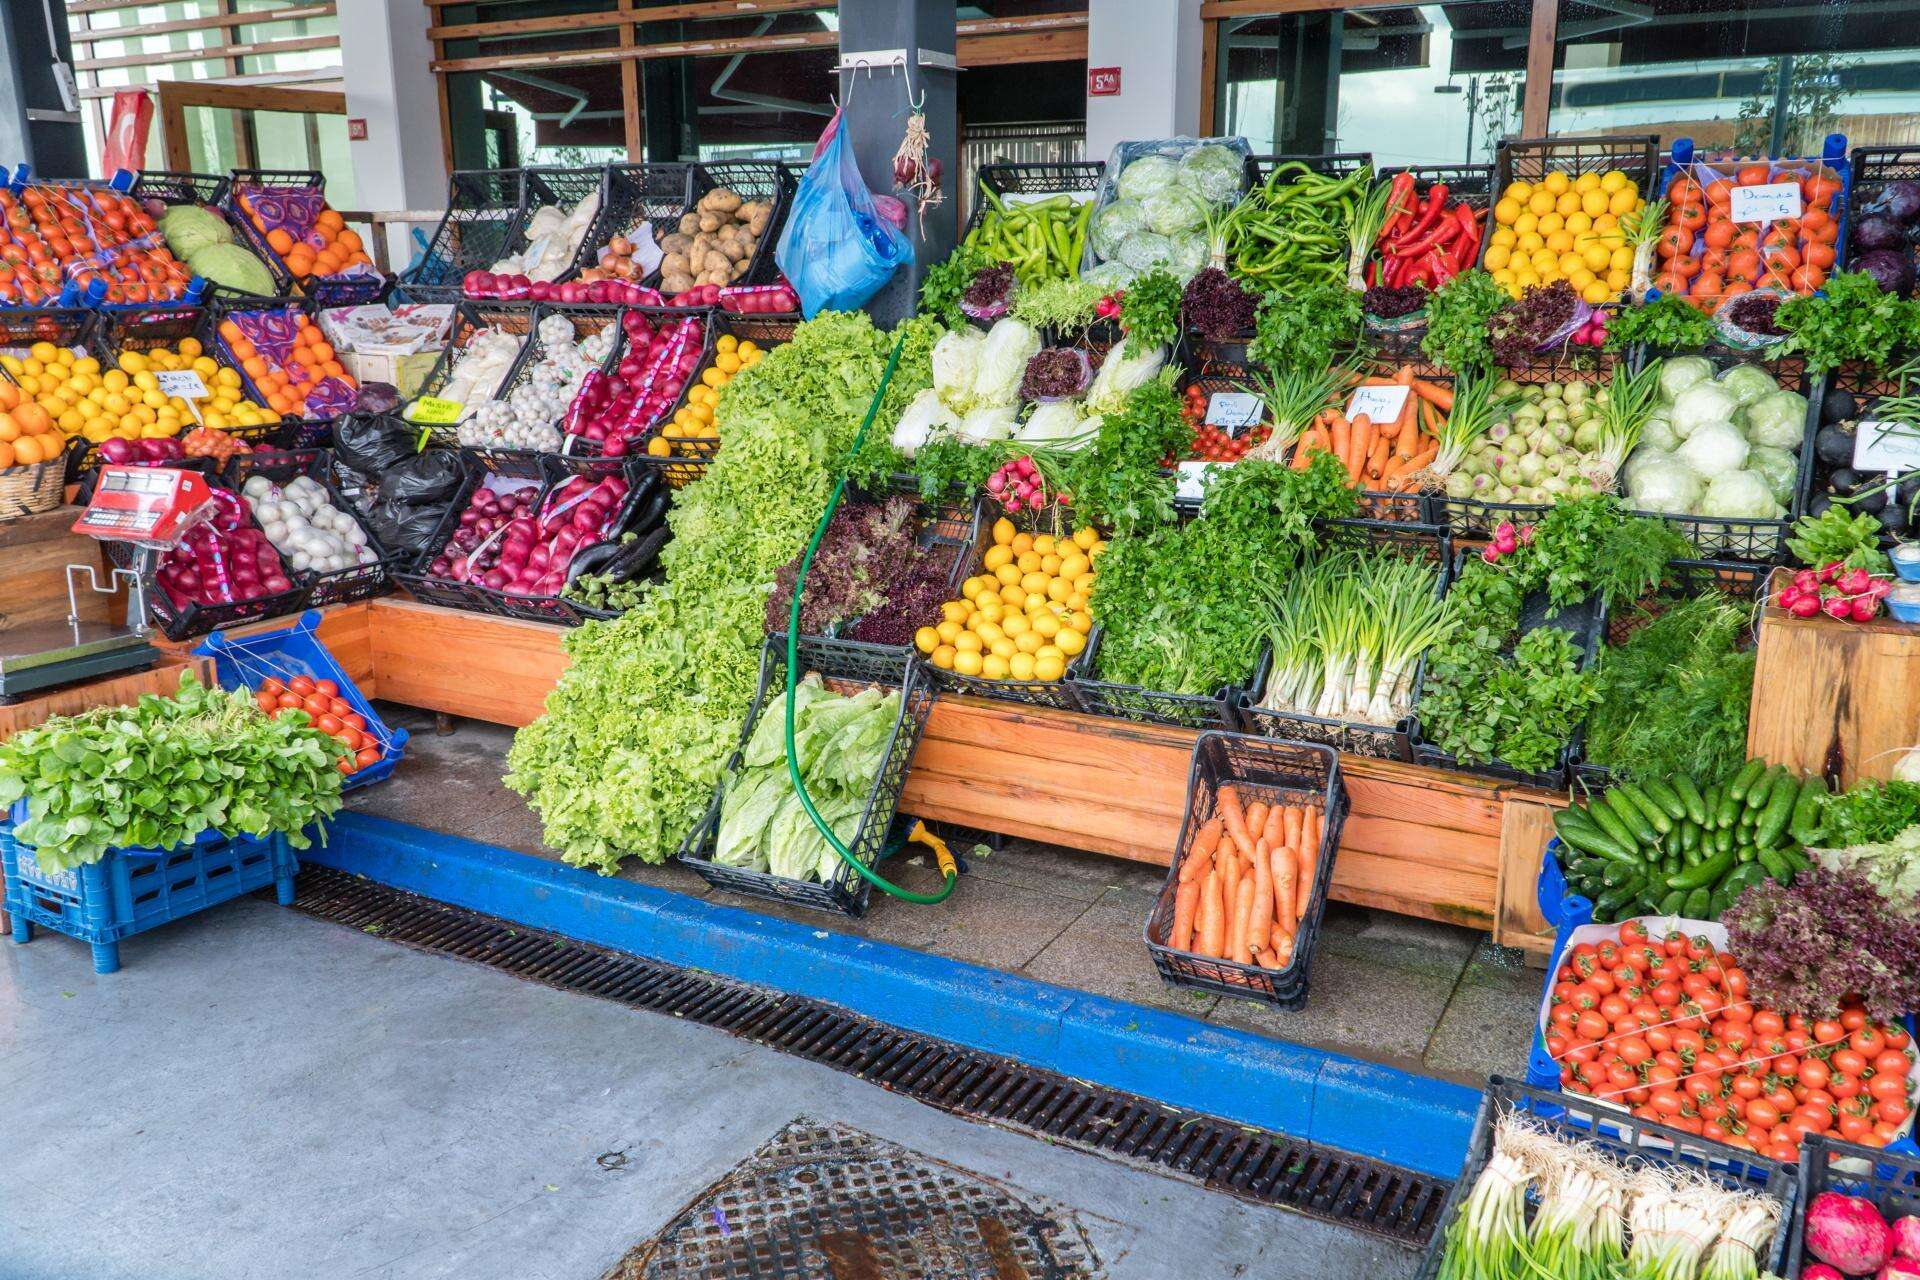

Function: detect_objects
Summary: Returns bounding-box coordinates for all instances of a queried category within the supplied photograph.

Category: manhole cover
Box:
[606,1119,1104,1280]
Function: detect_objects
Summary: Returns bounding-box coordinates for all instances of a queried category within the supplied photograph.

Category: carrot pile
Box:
[1167,785,1322,974]
[1290,369,1452,492]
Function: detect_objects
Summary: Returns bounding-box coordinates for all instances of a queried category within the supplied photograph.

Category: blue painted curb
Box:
[313,811,1481,1179]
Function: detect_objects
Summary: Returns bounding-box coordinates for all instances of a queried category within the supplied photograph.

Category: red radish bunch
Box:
[1774,562,1891,621]
[155,487,295,608]
[254,673,384,775]
[429,474,630,598]
[563,311,705,456]
[1568,310,1609,347]
[1094,293,1122,321]
[1479,520,1535,565]
[985,456,1064,515]
[462,271,660,306]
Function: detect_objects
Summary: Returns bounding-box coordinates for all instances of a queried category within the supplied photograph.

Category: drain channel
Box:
[287,866,1447,1245]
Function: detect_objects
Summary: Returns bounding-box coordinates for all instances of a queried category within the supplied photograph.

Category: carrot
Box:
[1281,806,1302,851]
[1244,800,1269,841]
[1249,840,1274,960]
[1296,810,1320,922]
[1412,378,1453,411]
[1171,876,1201,952]
[1229,877,1254,965]
[1328,416,1350,471]
[1200,868,1226,957]
[1367,434,1391,480]
[1271,842,1297,934]
[1393,366,1417,386]
[1216,785,1256,861]
[1405,442,1439,471]
[1181,818,1223,884]
[1261,799,1284,847]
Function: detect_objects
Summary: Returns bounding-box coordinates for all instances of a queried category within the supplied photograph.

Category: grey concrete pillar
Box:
[836,0,958,326]
[1,0,86,176]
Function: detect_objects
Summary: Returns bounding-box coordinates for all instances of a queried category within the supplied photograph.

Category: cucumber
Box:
[1749,765,1789,811]
[1670,846,1735,890]
[1683,886,1712,918]
[1790,774,1829,846]
[1585,801,1641,854]
[1756,846,1791,882]
[1780,846,1811,872]
[1737,844,1758,863]
[1683,842,1705,866]
[1617,783,1673,836]
[1754,775,1799,848]
[1594,885,1636,919]
[1720,865,1766,899]
[1708,886,1736,918]
[1672,774,1710,827]
[1728,758,1768,805]
[1602,859,1640,889]
[1658,889,1687,915]
[1607,788,1659,845]
[1679,823,1699,855]
[1716,784,1741,829]
[1558,819,1639,865]
[1643,778,1688,822]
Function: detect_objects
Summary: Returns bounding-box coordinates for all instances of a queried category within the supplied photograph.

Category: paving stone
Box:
[960,836,1168,905]
[345,716,521,833]
[1422,939,1546,1087]
[1023,887,1221,1020]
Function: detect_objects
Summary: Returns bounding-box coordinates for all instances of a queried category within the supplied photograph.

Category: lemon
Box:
[1564,212,1592,235]
[1031,612,1061,639]
[1055,628,1086,657]
[1011,532,1034,555]
[975,620,1005,646]
[1030,533,1056,555]
[117,351,147,374]
[1526,189,1555,216]
[1513,212,1539,237]
[1493,197,1521,225]
[941,601,968,625]
[983,544,1013,571]
[952,649,983,676]
[992,517,1015,546]
[1040,553,1061,575]
[1034,654,1066,681]
[931,644,956,670]
[1068,611,1093,634]
[998,583,1026,606]
[1008,652,1037,681]
[1546,230,1574,254]
[1582,280,1612,304]
[1000,613,1029,638]
[1542,171,1571,195]
[1019,571,1048,595]
[1554,192,1581,217]
[1016,550,1041,574]
[989,638,1015,660]
[979,653,1009,680]
[1599,170,1627,192]
[914,626,939,654]
[1014,631,1043,655]
[1490,226,1516,248]
[1581,190,1610,219]
[954,631,983,654]
[994,562,1022,587]
[1072,527,1098,551]
[1538,212,1563,235]
[1507,180,1534,202]
[1608,188,1639,216]
[977,603,1004,626]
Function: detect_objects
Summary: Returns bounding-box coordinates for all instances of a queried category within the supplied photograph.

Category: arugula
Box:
[1248,277,1362,372]
[1584,594,1754,784]
[1773,271,1920,373]
[0,671,343,872]
[1787,505,1892,573]
[1419,268,1508,373]
[919,243,993,330]
[1604,294,1716,355]
[1118,269,1182,353]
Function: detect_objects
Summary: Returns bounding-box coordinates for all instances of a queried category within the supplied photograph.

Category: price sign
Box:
[1854,419,1920,474]
[1175,459,1230,503]
[1345,383,1411,426]
[1204,391,1263,433]
[408,396,464,425]
[1729,182,1802,224]
[154,369,208,400]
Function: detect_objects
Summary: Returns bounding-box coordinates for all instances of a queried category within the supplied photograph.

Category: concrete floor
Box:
[0,893,1421,1280]
[351,707,1542,1090]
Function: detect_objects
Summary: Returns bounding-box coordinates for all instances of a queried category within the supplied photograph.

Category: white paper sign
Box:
[630,227,664,275]
[1854,419,1920,475]
[1346,383,1411,426]
[154,369,209,400]
[1729,182,1802,224]
[1204,391,1263,432]
[1175,459,1230,503]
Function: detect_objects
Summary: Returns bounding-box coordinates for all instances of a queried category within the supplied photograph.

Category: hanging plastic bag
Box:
[776,109,912,317]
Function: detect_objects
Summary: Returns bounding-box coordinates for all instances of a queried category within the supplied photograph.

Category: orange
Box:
[0,412,18,442]
[242,356,268,380]
[266,228,294,255]
[11,401,49,434]
[218,319,243,342]
[0,380,17,411]
[12,435,43,465]
[0,441,13,469]
[310,340,334,363]
[335,229,362,254]
[321,360,345,378]
[230,337,257,361]
[315,208,344,233]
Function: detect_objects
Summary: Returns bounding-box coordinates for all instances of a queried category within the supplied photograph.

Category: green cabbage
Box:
[188,242,276,296]
[1748,444,1799,506]
[1178,144,1244,204]
[1116,154,1178,201]
[1699,469,1784,519]
[1658,356,1714,403]
[1745,388,1808,450]
[1717,362,1778,407]
[159,204,232,259]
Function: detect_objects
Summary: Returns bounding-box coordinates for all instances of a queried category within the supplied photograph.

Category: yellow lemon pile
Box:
[915,517,1101,682]
[1484,169,1644,303]
[649,331,763,461]
[0,338,279,445]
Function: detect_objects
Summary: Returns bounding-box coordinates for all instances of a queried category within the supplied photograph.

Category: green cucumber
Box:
[1585,801,1641,853]
[1716,785,1741,829]
[1754,775,1799,848]
[1679,823,1699,855]
[1602,859,1640,889]
[1669,846,1735,890]
[1558,819,1639,865]
[1749,765,1790,811]
[1658,889,1687,915]
[1780,846,1811,872]
[1756,846,1791,882]
[1616,783,1673,836]
[1606,789,1659,845]
[1790,774,1829,846]
[1672,774,1710,827]
[1683,886,1712,918]
[1728,758,1768,803]
[1642,778,1688,822]
[1593,886,1635,919]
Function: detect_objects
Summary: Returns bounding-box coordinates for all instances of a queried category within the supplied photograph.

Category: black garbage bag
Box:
[368,496,453,557]
[333,413,415,477]
[376,449,464,507]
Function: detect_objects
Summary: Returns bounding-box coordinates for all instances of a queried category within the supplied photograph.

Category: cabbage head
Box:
[159,205,232,258]
[1640,415,1679,454]
[1166,233,1210,280]
[891,388,959,457]
[1627,454,1704,514]
[1116,154,1178,202]
[1658,356,1715,404]
[931,327,986,414]
[1091,200,1145,260]
[1747,444,1799,506]
[188,242,275,296]
[1086,340,1166,414]
[1178,144,1244,205]
[1717,362,1778,407]
[1676,419,1750,477]
[957,403,1018,444]
[1672,382,1740,437]
[973,319,1042,409]
[1744,388,1807,450]
[1117,231,1174,272]
[1016,399,1088,447]
[1143,187,1204,236]
[1083,260,1133,290]
[1698,469,1784,519]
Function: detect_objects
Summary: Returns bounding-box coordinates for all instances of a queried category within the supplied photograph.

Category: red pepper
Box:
[1377,172,1418,242]
[1365,259,1378,288]
[1451,205,1482,265]
[1420,247,1451,285]
[1399,184,1449,241]
[1392,213,1459,259]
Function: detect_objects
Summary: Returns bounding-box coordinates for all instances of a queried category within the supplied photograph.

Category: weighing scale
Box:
[0,467,215,702]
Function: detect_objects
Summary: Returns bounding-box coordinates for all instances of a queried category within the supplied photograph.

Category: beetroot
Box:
[1807,1192,1894,1276]
[1897,1218,1920,1262]
[1881,1261,1920,1280]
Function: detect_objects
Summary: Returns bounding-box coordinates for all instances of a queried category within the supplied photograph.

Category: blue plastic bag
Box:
[776,120,912,318]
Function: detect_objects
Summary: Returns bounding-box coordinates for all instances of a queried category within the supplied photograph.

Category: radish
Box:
[1882,1260,1920,1280]
[1896,1218,1920,1262]
[1803,1267,1844,1280]
[1807,1192,1894,1276]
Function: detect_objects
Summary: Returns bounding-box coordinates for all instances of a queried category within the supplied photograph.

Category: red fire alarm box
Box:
[347,117,368,141]
[1089,67,1121,97]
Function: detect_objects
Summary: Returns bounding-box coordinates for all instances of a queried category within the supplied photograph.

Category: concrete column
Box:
[1,0,86,176]
[837,0,958,326]
[1085,0,1206,164]
[336,0,448,264]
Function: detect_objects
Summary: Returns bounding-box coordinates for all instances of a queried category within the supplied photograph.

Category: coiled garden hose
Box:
[783,333,959,904]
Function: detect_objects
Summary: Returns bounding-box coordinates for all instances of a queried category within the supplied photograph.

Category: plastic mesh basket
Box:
[1142,732,1348,1009]
[684,161,796,288]
[1492,134,1660,196]
[406,300,538,412]
[1245,152,1374,185]
[566,163,690,285]
[225,169,387,306]
[963,160,1105,235]
[455,302,625,478]
[220,447,400,608]
[399,168,527,299]
[677,638,936,917]
[1848,145,1920,285]
[550,305,714,485]
[1789,1135,1920,1275]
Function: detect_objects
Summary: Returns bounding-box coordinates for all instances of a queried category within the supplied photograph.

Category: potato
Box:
[660,232,693,255]
[720,236,749,262]
[678,211,700,235]
[662,251,691,278]
[744,205,771,237]
[662,272,696,294]
[698,187,744,215]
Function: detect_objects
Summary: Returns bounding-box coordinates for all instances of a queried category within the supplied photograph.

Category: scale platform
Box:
[0,617,156,702]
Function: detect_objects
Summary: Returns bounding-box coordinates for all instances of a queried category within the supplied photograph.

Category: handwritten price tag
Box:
[408,396,465,425]
[1175,460,1230,503]
[1345,383,1411,426]
[1854,420,1920,475]
[154,369,209,400]
[1204,391,1263,433]
[1729,182,1802,224]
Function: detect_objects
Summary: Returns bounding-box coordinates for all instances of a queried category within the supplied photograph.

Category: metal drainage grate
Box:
[287,867,1447,1245]
[606,1119,1101,1279]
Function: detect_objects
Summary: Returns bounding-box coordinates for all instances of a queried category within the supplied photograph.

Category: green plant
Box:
[1584,594,1756,784]
[1524,494,1691,610]
[1604,294,1716,354]
[1248,277,1362,371]
[1420,268,1508,372]
[1050,372,1190,535]
[919,243,993,329]
[1773,271,1920,373]
[1787,504,1892,572]
[1011,277,1106,333]
[1118,269,1182,353]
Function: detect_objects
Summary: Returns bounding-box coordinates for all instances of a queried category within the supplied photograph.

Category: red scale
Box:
[71,466,216,548]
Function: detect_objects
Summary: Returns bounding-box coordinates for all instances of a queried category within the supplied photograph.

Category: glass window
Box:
[1217,3,1531,164]
[1549,1,1920,157]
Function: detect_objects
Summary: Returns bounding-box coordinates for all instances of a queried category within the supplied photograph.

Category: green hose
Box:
[783,333,958,904]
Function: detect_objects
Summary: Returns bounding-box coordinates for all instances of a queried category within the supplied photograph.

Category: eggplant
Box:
[579,525,670,585]
[625,483,670,533]
[1816,424,1858,467]
[1823,387,1859,425]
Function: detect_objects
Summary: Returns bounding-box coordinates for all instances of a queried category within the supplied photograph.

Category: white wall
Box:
[1085,0,1206,162]
[336,0,447,265]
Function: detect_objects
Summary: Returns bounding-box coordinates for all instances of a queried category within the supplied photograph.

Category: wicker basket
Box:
[0,441,77,520]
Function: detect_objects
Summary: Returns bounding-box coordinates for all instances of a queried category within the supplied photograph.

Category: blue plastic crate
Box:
[194,610,407,791]
[3,800,297,974]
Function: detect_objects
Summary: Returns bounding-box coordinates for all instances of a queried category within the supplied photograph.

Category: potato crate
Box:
[397,168,531,301]
[681,161,798,289]
[1410,1077,1796,1280]
[3,799,299,975]
[1142,733,1347,1010]
[677,637,935,918]
[563,163,692,285]
[1236,520,1452,760]
[220,447,401,608]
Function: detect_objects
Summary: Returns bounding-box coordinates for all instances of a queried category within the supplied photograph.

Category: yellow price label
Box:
[409,395,464,425]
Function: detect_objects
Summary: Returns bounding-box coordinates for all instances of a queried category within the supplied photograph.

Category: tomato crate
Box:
[1142,733,1347,1010]
[3,799,299,975]
[677,638,935,918]
[1411,1076,1797,1280]
[220,447,400,608]
[195,608,408,791]
[1236,520,1452,760]
[398,168,532,302]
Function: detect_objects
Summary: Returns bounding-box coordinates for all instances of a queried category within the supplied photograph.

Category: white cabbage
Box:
[1658,356,1715,403]
[1676,420,1750,476]
[957,404,1018,443]
[1143,187,1204,236]
[1015,399,1088,447]
[1640,415,1680,453]
[1178,144,1244,204]
[1672,382,1741,437]
[973,319,1042,409]
[1091,201,1145,259]
[1717,362,1778,407]
[1747,444,1799,506]
[1627,455,1704,514]
[1744,389,1808,450]
[890,388,959,457]
[1116,154,1178,202]
[1698,469,1784,519]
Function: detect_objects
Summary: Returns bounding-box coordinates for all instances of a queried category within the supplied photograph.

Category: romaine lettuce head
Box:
[972,318,1042,408]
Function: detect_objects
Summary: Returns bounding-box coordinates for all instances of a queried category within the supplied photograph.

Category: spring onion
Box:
[1244,364,1350,463]
[1437,1115,1534,1280]
[1344,168,1394,292]
[1591,358,1666,492]
[1700,1196,1781,1280]
[1425,366,1514,484]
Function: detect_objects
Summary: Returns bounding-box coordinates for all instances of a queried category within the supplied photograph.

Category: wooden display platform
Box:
[149,599,1564,955]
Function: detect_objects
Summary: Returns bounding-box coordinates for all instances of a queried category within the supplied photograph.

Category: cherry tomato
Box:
[1833,1049,1868,1077]
[1619,921,1651,946]
[1842,1008,1869,1032]
[1869,1072,1910,1102]
[1576,1011,1607,1041]
[337,755,355,773]
[1747,1099,1781,1128]
[1853,1026,1887,1056]
[1839,1114,1874,1142]
[343,710,369,732]
[1876,1050,1913,1077]
[260,677,285,697]
[1812,1019,1846,1047]
[315,679,338,698]
[1619,1037,1653,1067]
[355,746,382,769]
[299,695,326,717]
[255,691,280,714]
[1753,1011,1785,1038]
[1830,1072,1863,1100]
[277,693,303,710]
[1875,1099,1911,1125]
[289,675,315,696]
[329,698,353,719]
[1795,1105,1833,1133]
[316,714,343,735]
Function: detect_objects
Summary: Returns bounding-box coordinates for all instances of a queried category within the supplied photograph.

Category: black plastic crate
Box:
[201,293,358,438]
[685,161,797,289]
[398,168,528,299]
[1804,359,1917,540]
[1412,1076,1796,1280]
[221,447,399,608]
[1236,520,1452,761]
[452,303,626,477]
[1489,134,1660,208]
[1848,146,1920,287]
[1070,627,1241,732]
[1142,733,1348,1009]
[564,162,689,286]
[923,506,1097,711]
[224,169,388,306]
[1410,550,1607,791]
[553,305,716,484]
[1789,1134,1920,1277]
[405,300,537,416]
[963,160,1105,236]
[677,637,935,917]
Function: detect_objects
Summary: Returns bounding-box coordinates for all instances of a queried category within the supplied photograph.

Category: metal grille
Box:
[287,867,1447,1245]
[606,1120,1100,1279]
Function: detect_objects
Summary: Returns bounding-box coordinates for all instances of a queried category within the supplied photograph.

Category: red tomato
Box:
[255,691,280,714]
[1813,1019,1847,1046]
[1830,1073,1863,1100]
[1842,1008,1869,1031]
[337,755,355,773]
[1619,1038,1653,1067]
[1619,921,1651,946]
[1876,1050,1913,1077]
[1869,1072,1910,1102]
[1753,1011,1785,1038]
[260,677,285,697]
[1575,1011,1607,1041]
[1746,1099,1781,1128]
[1795,1106,1833,1133]
[1839,1113,1874,1142]
[355,746,382,769]
[1875,1099,1911,1125]
[277,693,303,710]
[1833,1049,1869,1077]
[342,712,366,732]
[1799,1059,1832,1091]
[1853,1026,1888,1056]
[315,679,338,698]
[289,675,315,696]
[329,698,353,719]
[316,714,343,735]
[302,694,330,717]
